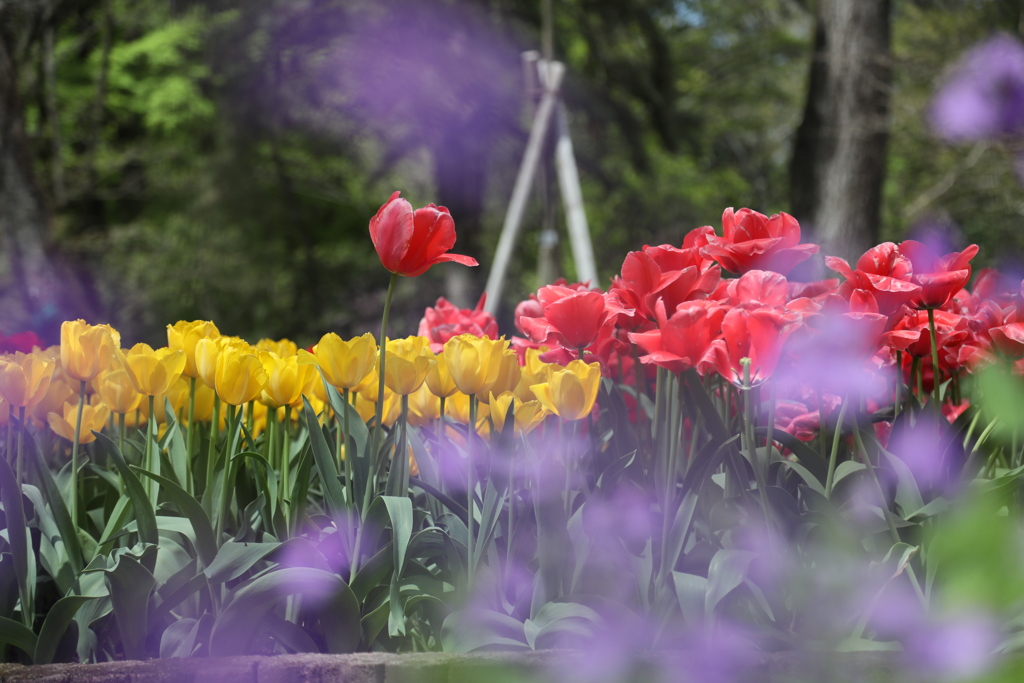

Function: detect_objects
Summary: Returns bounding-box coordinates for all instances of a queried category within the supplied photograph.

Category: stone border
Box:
[0,651,907,683]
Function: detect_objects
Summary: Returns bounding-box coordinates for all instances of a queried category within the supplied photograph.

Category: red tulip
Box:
[884,309,969,360]
[629,300,726,374]
[699,208,819,275]
[899,240,979,309]
[0,331,43,354]
[988,323,1024,360]
[369,191,478,277]
[518,284,610,352]
[609,237,719,329]
[826,243,921,318]
[418,294,498,353]
[719,270,789,307]
[707,305,802,385]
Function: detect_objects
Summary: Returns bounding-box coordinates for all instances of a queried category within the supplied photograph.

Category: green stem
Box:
[186,377,197,494]
[16,406,25,485]
[146,395,157,502]
[367,272,399,511]
[825,397,850,498]
[281,405,291,519]
[70,380,87,528]
[118,413,126,478]
[5,421,12,473]
[215,403,238,543]
[467,395,477,585]
[246,400,255,442]
[742,361,774,544]
[205,395,221,499]
[340,388,353,505]
[894,351,903,420]
[927,308,941,409]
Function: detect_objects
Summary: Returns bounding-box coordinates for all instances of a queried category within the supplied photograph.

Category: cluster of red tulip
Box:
[418,204,1022,445]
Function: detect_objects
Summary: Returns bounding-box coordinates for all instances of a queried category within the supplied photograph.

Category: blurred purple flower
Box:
[869,582,1000,681]
[887,412,964,493]
[930,34,1024,141]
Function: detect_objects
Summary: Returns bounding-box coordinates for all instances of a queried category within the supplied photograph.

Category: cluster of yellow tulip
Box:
[0,319,603,450]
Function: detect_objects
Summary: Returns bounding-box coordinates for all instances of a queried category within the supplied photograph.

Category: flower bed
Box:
[2,193,1024,682]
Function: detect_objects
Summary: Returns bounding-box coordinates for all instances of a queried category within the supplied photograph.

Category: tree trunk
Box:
[789,0,892,261]
[0,30,97,340]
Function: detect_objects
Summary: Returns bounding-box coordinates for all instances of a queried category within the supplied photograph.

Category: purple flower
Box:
[930,34,1024,141]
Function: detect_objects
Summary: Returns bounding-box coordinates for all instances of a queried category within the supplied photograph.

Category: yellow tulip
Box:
[530,360,601,421]
[215,345,268,406]
[97,368,142,415]
[0,352,55,408]
[479,351,521,403]
[261,352,316,409]
[408,383,440,427]
[425,354,458,399]
[31,375,75,427]
[489,391,547,436]
[156,376,191,422]
[190,381,216,423]
[354,367,379,398]
[354,388,401,427]
[257,338,298,357]
[48,402,110,444]
[445,392,490,428]
[60,320,119,383]
[167,320,220,378]
[307,332,378,390]
[513,348,553,403]
[383,336,431,396]
[443,335,508,396]
[120,343,187,397]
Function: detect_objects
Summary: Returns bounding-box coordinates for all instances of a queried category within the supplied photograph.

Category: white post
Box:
[553,101,597,287]
[484,61,565,315]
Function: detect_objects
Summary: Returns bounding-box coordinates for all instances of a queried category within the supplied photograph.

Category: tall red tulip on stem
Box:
[361,192,477,572]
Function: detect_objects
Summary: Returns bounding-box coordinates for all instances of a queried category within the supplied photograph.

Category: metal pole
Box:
[484,61,565,315]
[553,101,597,286]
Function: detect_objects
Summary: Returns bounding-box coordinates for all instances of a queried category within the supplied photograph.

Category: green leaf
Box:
[0,456,33,630]
[100,550,157,660]
[302,396,347,518]
[672,572,708,624]
[210,567,360,655]
[161,399,190,490]
[34,595,98,664]
[93,432,158,549]
[263,612,321,653]
[705,549,757,619]
[26,429,83,573]
[757,427,828,482]
[133,466,217,567]
[204,540,282,584]
[659,491,699,581]
[524,602,602,650]
[323,380,371,495]
[441,609,529,653]
[379,496,413,638]
[0,615,37,658]
[160,617,199,658]
[776,459,827,498]
[472,481,507,569]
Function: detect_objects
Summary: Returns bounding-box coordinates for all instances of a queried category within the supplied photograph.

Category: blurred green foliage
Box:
[6,0,1024,345]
